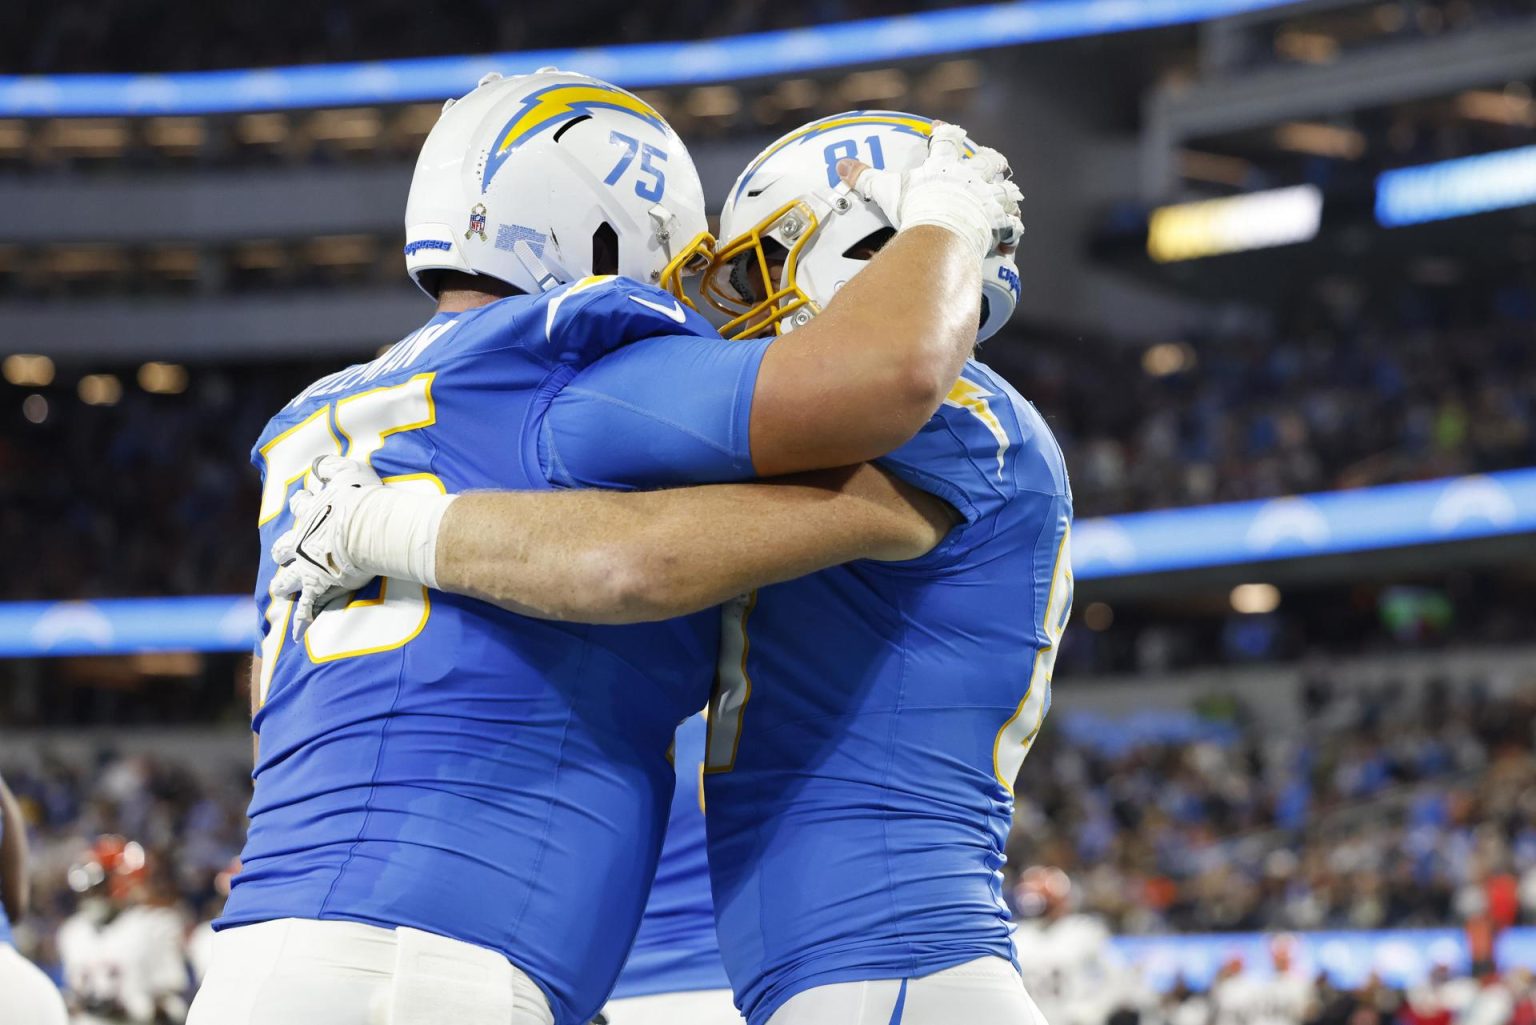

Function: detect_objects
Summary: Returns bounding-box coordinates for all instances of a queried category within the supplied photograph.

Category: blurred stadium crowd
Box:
[1046,283,1536,518]
[5,663,1536,1021]
[1009,674,1536,936]
[0,366,295,602]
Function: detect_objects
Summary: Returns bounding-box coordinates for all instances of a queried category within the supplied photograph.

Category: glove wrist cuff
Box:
[345,488,458,589]
[898,184,993,262]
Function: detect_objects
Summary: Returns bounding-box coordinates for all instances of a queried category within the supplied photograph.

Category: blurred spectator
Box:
[4,674,1536,1022]
[0,363,313,601]
[57,836,189,1024]
[0,748,249,989]
[1010,275,1536,518]
[1006,674,1536,937]
[1012,866,1140,1025]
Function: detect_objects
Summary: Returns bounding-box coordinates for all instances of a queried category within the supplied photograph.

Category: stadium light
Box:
[3,354,55,387]
[1229,583,1280,614]
[21,394,47,424]
[1141,342,1197,377]
[78,373,123,406]
[1148,185,1323,263]
[1376,145,1536,227]
[1455,89,1536,128]
[1178,150,1254,188]
[0,118,25,154]
[840,69,908,105]
[1273,122,1365,161]
[138,362,189,395]
[1273,29,1339,65]
[685,86,741,119]
[1083,602,1114,631]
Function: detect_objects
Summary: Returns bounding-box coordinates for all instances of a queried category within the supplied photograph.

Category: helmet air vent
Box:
[552,115,592,144]
[592,222,619,277]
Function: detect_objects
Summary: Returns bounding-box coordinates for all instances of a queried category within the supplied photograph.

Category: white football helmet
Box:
[705,110,1020,341]
[404,68,713,301]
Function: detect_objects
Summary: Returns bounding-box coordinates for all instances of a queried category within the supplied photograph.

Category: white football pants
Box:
[0,942,69,1025]
[765,957,1049,1025]
[187,918,553,1025]
[602,987,744,1024]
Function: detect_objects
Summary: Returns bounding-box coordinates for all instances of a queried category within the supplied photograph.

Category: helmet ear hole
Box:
[592,222,619,277]
[841,226,895,261]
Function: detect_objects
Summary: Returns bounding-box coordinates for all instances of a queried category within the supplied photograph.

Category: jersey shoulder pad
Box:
[876,362,1069,565]
[537,275,716,365]
[880,363,1061,507]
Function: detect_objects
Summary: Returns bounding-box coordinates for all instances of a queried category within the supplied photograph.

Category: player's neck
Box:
[435,289,508,314]
[432,271,522,313]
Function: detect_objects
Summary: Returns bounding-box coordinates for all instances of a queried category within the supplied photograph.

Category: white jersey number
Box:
[993,524,1072,792]
[704,592,756,773]
[255,373,440,703]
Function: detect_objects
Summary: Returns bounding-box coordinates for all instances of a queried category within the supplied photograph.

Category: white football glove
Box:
[842,122,1023,262]
[270,455,384,641]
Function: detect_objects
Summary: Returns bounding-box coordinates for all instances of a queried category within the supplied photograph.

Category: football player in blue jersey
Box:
[601,713,738,1025]
[191,69,1022,1025]
[271,111,1065,1025]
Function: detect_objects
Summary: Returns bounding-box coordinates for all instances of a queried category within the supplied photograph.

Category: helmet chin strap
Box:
[511,240,563,293]
[648,204,682,268]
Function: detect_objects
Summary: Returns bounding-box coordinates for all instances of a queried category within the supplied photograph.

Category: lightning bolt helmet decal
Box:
[481,82,668,193]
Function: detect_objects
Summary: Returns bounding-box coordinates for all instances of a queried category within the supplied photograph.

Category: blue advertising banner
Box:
[1,469,1531,657]
[0,0,1297,117]
[1377,145,1536,227]
[1073,469,1536,579]
[1117,927,1536,991]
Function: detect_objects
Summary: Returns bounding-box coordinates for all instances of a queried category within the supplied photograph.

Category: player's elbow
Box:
[567,544,690,624]
[863,357,951,450]
[897,358,952,424]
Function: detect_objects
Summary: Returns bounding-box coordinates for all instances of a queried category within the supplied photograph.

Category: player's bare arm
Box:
[748,223,988,476]
[432,464,954,623]
[0,774,29,921]
[272,456,953,631]
[745,130,1022,476]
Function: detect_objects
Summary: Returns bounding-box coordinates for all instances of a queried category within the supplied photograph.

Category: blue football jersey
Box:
[542,357,1073,1025]
[703,363,1073,1024]
[221,276,771,1025]
[611,713,730,1000]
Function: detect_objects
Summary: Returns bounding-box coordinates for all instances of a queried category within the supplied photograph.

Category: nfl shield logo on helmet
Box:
[466,203,488,242]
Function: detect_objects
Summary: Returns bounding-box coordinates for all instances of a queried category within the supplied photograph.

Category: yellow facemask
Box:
[655,229,718,311]
[700,199,829,339]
